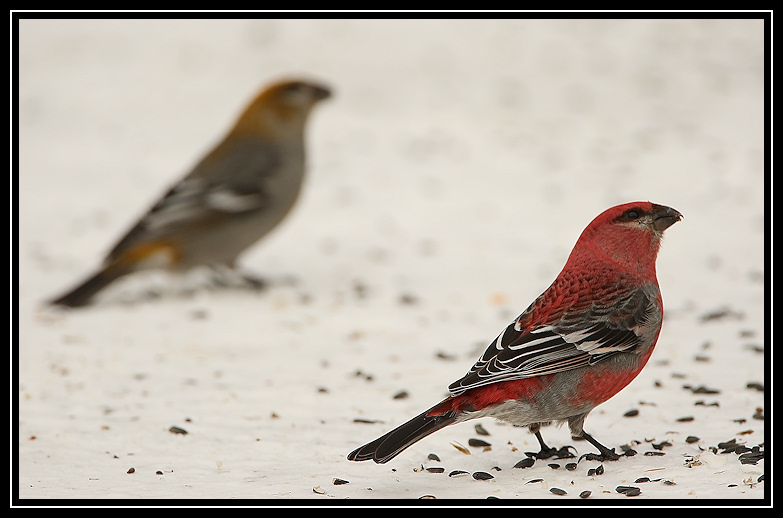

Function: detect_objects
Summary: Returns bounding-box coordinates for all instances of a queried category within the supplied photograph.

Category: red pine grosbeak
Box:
[51,78,331,308]
[348,201,681,464]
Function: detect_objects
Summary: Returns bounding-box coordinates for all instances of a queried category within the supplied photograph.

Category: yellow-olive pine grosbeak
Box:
[51,78,331,307]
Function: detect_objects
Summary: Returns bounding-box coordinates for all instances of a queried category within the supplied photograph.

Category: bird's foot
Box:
[577,431,634,462]
[533,444,576,460]
[578,445,636,462]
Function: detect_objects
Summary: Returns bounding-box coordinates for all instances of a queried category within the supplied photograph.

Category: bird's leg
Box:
[578,431,623,461]
[209,264,267,291]
[238,271,268,290]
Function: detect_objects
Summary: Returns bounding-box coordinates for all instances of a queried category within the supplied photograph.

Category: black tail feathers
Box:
[50,266,127,308]
[347,407,459,464]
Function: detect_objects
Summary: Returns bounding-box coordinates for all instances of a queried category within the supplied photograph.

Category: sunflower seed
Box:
[513,458,535,469]
[468,438,491,447]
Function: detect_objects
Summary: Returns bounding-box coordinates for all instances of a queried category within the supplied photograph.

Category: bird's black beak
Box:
[651,204,683,232]
[313,84,332,101]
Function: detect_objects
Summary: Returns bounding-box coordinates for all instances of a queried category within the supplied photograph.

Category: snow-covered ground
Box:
[16,18,767,503]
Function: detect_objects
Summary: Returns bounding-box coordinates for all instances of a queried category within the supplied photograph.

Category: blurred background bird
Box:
[50,78,332,308]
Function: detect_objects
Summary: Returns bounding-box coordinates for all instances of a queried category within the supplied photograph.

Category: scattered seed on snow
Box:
[474,424,490,436]
[468,438,491,447]
[352,370,374,381]
[616,485,642,496]
[745,381,764,392]
[685,436,700,444]
[579,490,591,499]
[451,442,471,455]
[718,438,737,448]
[717,439,744,453]
[738,448,764,465]
[513,458,535,469]
[624,409,639,417]
[448,470,469,477]
[168,426,188,435]
[683,384,721,394]
[550,487,567,496]
[587,464,605,477]
[472,471,494,480]
[332,478,349,485]
[427,453,440,462]
[619,445,638,456]
[425,467,445,473]
[699,307,743,322]
[398,293,418,305]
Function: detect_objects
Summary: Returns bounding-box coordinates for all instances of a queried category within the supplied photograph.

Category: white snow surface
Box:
[16,18,767,504]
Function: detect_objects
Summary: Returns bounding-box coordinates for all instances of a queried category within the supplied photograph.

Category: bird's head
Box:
[568,201,682,278]
[233,78,332,138]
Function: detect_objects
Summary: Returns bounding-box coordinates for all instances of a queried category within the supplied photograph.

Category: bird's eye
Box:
[622,209,641,220]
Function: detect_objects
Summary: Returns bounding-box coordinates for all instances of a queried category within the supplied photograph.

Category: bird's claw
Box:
[533,444,576,460]
[579,448,627,462]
